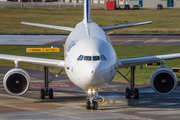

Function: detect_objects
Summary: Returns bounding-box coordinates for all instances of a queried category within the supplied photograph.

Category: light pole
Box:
[21,0,22,8]
[74,0,76,8]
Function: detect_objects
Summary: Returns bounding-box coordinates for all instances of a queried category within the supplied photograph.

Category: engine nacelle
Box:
[150,68,177,95]
[3,68,30,95]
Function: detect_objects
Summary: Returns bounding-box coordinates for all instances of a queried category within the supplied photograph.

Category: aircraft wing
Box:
[21,22,74,32]
[117,53,180,68]
[102,21,152,31]
[0,54,65,69]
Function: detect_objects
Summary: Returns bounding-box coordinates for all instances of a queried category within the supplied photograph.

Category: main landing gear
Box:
[117,66,139,99]
[86,89,98,110]
[41,67,63,99]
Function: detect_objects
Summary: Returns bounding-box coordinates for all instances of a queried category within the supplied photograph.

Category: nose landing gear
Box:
[86,100,98,110]
[86,89,98,110]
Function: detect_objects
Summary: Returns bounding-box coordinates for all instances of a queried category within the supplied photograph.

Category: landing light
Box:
[87,89,96,94]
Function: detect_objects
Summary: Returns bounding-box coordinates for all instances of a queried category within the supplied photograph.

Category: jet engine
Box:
[3,68,30,95]
[150,68,177,95]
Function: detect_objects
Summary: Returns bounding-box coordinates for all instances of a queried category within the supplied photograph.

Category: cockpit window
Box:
[77,55,81,60]
[77,55,106,61]
[101,55,107,61]
[84,56,91,61]
[93,56,100,61]
[77,55,84,61]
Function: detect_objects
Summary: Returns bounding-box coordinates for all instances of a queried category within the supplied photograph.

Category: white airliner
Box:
[0,0,179,110]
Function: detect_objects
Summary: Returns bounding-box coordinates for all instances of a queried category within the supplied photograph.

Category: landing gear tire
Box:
[134,88,139,99]
[41,88,45,99]
[49,88,53,99]
[92,101,98,110]
[126,87,131,99]
[86,101,91,110]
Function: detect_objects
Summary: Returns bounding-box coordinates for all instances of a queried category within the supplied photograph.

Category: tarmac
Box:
[1,66,180,119]
[1,35,180,46]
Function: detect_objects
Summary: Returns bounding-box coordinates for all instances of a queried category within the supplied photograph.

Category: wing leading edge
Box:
[117,53,180,68]
[21,22,74,32]
[0,54,65,69]
[102,21,152,31]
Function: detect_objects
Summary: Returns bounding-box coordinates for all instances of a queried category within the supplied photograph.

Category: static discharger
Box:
[26,48,60,53]
[172,68,180,73]
[146,62,161,67]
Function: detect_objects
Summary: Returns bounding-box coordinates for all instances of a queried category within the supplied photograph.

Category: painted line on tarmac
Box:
[30,85,76,88]
[94,94,106,105]
[98,98,105,105]
[95,94,106,106]
[0,93,37,102]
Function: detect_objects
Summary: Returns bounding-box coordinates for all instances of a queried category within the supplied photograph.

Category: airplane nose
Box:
[91,69,95,75]
[84,66,103,86]
[72,62,106,89]
[86,70,97,84]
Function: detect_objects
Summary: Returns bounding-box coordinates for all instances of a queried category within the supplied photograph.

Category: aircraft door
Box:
[139,0,143,7]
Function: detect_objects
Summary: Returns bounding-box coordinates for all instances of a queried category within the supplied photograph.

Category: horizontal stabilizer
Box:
[21,22,74,32]
[102,21,152,31]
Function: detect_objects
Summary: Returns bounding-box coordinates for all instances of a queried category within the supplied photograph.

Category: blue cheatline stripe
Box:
[86,0,88,23]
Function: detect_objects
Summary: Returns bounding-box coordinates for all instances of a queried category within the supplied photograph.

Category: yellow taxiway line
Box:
[98,98,105,105]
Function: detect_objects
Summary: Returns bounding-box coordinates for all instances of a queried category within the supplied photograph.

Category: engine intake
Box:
[3,68,30,95]
[150,68,177,95]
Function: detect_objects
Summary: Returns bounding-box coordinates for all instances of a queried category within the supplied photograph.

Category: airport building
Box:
[64,0,180,8]
[125,0,180,8]
[60,0,180,8]
[4,0,180,8]
[90,0,180,8]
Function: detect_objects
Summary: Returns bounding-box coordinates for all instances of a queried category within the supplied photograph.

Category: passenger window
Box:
[93,56,100,61]
[84,56,91,61]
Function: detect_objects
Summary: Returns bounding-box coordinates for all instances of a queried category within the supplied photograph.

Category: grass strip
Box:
[0,8,180,34]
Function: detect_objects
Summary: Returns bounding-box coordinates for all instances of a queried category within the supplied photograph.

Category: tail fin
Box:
[83,0,91,24]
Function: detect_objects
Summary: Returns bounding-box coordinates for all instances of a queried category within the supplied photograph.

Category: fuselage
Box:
[64,21,117,91]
